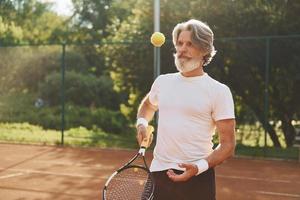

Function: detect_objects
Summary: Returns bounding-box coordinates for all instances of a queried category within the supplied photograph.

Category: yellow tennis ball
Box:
[150,32,165,47]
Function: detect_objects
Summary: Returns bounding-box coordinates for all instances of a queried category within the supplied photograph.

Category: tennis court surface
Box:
[0,143,299,200]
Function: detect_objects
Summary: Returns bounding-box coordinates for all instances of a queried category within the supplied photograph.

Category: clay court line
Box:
[217,174,293,183]
[0,172,24,180]
[256,191,300,198]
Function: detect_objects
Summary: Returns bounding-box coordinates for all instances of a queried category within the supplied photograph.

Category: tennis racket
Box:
[102,125,155,200]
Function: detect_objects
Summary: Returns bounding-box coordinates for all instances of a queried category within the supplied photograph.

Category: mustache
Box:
[174,53,191,59]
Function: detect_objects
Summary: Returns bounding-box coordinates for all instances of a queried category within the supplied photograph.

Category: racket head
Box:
[103,165,155,200]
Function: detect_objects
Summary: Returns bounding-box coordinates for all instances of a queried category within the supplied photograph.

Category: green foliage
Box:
[71,0,138,40]
[0,44,122,109]
[0,122,298,160]
[235,144,298,160]
[0,0,70,44]
[0,93,130,134]
[0,122,137,148]
[0,16,23,44]
[1,0,299,148]
[101,0,155,120]
[64,104,130,133]
[0,45,61,94]
[101,0,300,147]
[39,70,121,109]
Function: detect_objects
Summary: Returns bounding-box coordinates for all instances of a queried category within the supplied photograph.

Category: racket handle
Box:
[140,125,154,148]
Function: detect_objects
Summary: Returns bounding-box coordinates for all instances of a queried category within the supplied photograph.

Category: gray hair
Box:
[172,19,217,66]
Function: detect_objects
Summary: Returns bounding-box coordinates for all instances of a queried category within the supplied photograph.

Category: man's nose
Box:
[178,44,187,53]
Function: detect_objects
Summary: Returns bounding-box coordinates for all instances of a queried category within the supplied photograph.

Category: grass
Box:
[0,122,299,160]
[235,144,299,160]
[235,123,287,147]
[0,122,138,149]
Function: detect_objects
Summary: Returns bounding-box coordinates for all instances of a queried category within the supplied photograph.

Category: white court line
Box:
[0,172,24,180]
[3,158,116,170]
[217,175,292,183]
[0,167,296,183]
[256,191,300,198]
[0,167,109,179]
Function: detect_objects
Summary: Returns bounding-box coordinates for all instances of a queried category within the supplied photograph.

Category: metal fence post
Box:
[61,43,66,145]
[264,37,270,154]
[153,0,161,130]
[153,0,161,79]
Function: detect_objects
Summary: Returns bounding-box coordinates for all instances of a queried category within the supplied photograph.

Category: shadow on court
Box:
[0,143,299,200]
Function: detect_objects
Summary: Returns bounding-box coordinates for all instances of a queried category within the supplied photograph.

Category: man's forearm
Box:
[137,94,157,122]
[205,119,236,168]
[205,141,235,168]
[136,94,157,145]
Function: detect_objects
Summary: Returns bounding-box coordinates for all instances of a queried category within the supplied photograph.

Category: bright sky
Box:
[39,0,74,16]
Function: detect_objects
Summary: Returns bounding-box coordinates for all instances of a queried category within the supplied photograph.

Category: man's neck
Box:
[181,67,204,77]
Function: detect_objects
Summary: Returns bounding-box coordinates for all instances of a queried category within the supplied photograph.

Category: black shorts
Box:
[151,168,216,200]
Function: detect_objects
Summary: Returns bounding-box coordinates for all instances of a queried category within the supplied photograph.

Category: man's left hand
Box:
[166,163,198,182]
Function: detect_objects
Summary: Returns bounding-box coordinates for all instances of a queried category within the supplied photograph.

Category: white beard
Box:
[174,54,201,73]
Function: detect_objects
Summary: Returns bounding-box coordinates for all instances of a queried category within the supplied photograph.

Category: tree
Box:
[102,0,300,147]
[204,0,300,147]
[39,70,121,110]
[0,0,70,44]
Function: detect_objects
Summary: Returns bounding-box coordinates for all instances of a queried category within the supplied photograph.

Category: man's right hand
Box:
[136,125,153,148]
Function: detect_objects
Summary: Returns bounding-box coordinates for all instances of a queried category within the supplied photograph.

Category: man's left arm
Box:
[167,118,236,182]
[206,118,236,167]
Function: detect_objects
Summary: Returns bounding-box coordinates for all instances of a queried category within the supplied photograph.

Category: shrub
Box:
[0,93,130,134]
[39,71,121,110]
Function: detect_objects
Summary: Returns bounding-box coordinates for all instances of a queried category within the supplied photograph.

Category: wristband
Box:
[136,118,148,128]
[195,159,209,176]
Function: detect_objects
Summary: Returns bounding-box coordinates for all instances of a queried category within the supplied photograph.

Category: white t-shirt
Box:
[148,72,235,172]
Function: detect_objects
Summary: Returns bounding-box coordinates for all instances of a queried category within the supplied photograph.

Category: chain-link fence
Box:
[0,35,299,159]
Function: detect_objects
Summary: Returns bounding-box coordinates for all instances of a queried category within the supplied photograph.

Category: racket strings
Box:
[105,167,154,200]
